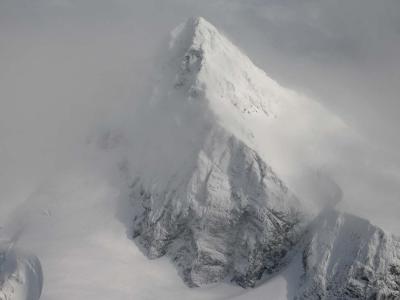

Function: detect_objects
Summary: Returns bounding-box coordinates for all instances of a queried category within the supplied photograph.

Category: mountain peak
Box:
[166,16,284,139]
[129,17,308,288]
[187,16,216,37]
[169,16,220,52]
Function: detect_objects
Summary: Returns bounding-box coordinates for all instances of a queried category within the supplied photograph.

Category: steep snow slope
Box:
[297,210,400,299]
[129,17,348,198]
[129,17,308,287]
[168,18,348,186]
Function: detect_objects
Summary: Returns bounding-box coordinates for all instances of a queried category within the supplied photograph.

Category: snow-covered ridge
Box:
[297,210,400,299]
[169,17,282,119]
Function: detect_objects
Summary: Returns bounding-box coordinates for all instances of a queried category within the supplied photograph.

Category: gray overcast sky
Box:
[1,0,400,232]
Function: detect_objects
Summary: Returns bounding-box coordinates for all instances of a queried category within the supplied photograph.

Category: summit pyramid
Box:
[129,17,307,287]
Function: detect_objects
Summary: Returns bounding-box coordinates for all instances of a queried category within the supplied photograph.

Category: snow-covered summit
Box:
[147,16,348,192]
[128,17,308,288]
[168,16,281,119]
[162,16,299,149]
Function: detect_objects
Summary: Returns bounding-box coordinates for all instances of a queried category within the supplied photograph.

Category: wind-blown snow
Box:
[124,17,351,218]
[127,16,309,288]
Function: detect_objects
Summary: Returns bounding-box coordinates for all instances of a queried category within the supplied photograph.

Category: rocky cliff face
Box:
[131,128,305,287]
[297,210,400,300]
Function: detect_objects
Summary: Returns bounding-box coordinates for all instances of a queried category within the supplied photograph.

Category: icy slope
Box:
[166,17,348,183]
[297,210,400,299]
[0,245,42,300]
[129,17,309,288]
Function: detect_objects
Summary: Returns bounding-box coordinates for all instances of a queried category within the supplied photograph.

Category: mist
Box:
[1,0,400,242]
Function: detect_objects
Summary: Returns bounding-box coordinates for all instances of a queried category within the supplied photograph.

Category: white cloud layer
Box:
[1,0,399,235]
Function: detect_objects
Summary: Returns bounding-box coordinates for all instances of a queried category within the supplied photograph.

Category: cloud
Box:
[0,0,399,235]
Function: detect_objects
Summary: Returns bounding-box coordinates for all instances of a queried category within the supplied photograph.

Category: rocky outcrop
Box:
[131,128,305,287]
[297,210,400,300]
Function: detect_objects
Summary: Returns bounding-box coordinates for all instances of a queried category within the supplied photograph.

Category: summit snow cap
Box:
[168,16,282,120]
